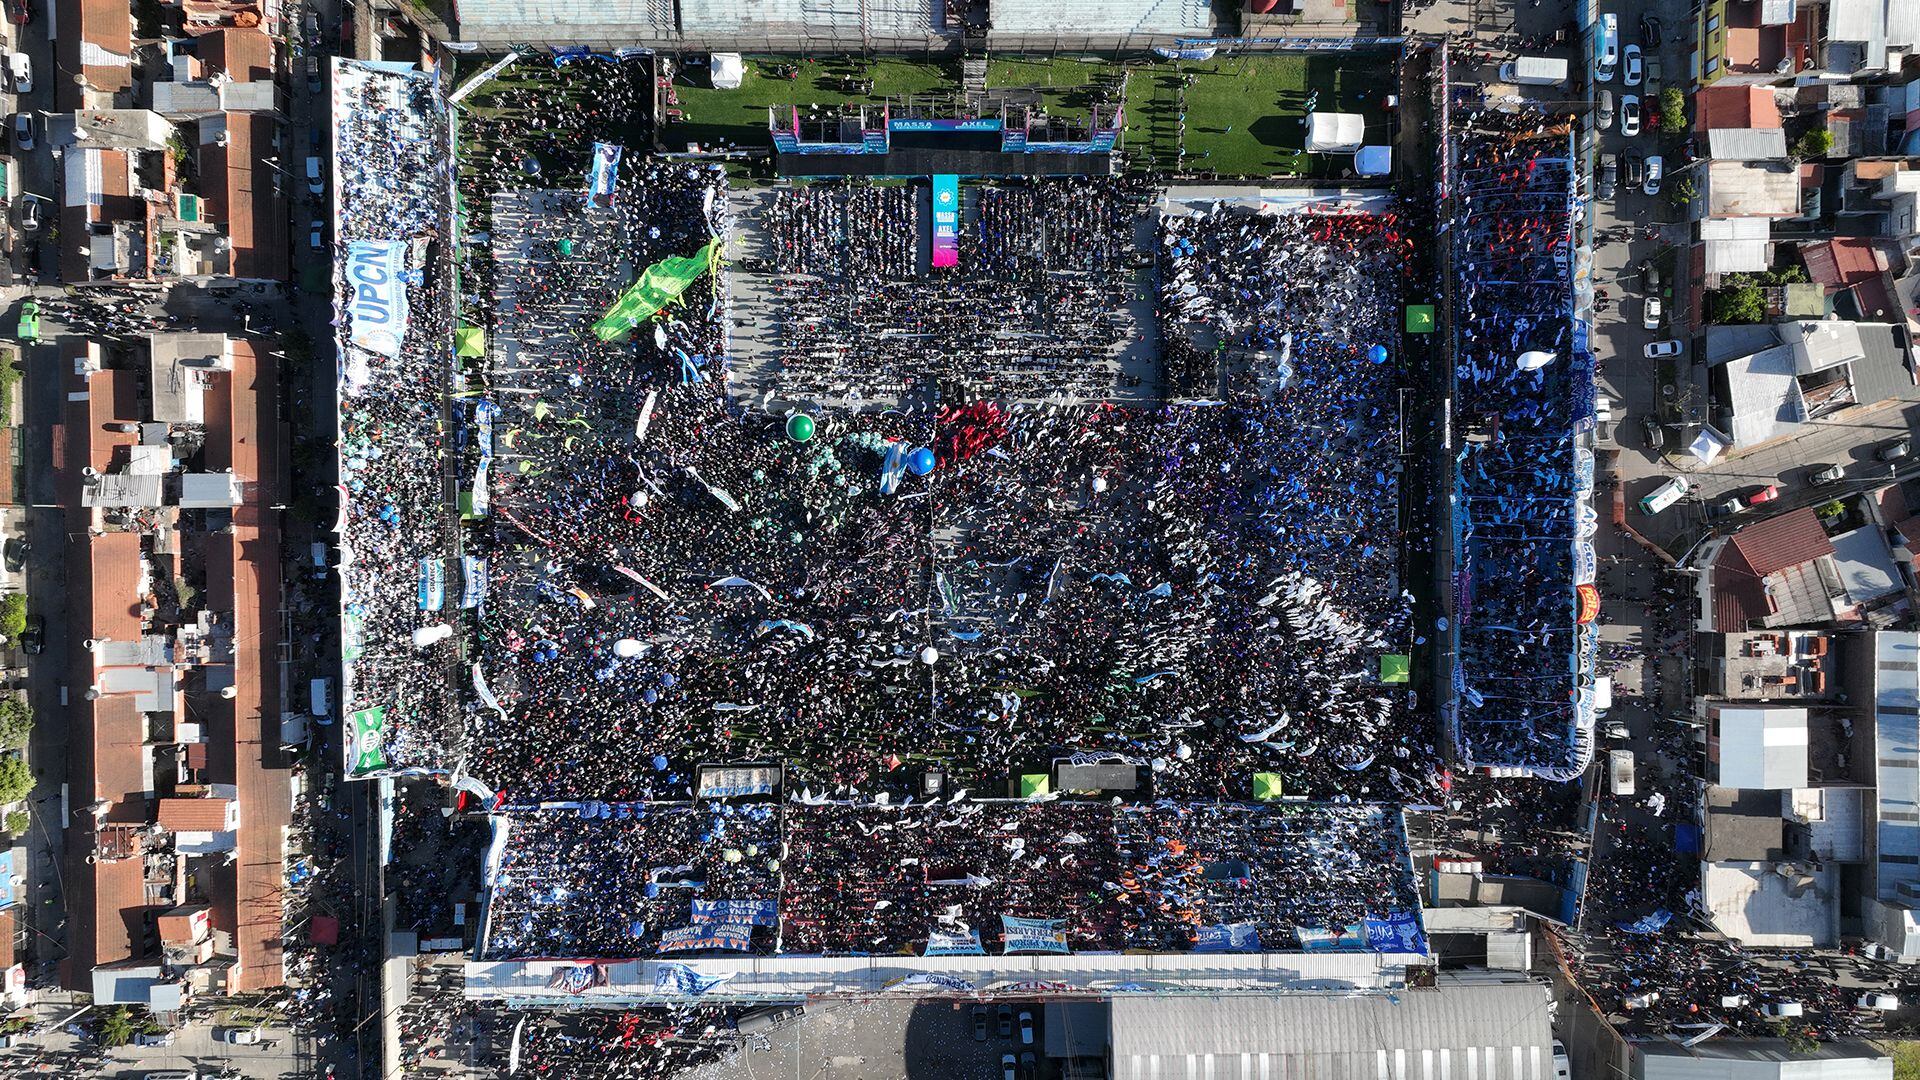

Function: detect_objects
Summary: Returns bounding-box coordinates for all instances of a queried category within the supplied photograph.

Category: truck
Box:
[1608,749,1635,796]
[1501,55,1570,86]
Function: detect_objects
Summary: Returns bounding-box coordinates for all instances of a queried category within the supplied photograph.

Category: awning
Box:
[456,326,486,357]
[1355,145,1392,175]
[1689,426,1731,464]
[1305,113,1365,152]
[710,53,744,90]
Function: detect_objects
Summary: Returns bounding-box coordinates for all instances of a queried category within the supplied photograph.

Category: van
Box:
[1596,13,1620,78]
[1500,56,1570,86]
[1762,1001,1803,1018]
[310,677,333,719]
[1593,675,1613,714]
[134,1030,176,1047]
[1639,475,1691,515]
[1608,749,1635,796]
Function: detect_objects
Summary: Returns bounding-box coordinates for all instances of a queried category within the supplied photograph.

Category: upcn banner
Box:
[346,240,410,358]
[932,175,960,269]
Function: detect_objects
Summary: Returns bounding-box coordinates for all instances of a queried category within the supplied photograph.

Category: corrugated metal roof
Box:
[456,0,676,34]
[1716,707,1810,790]
[1708,128,1789,161]
[1109,983,1554,1080]
[1640,1039,1891,1080]
[990,0,1210,35]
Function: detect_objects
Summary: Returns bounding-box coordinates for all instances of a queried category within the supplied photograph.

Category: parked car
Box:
[305,55,321,93]
[7,51,28,93]
[1640,475,1691,515]
[1020,1051,1037,1080]
[1640,14,1663,45]
[1620,94,1641,137]
[1643,262,1663,294]
[996,1004,1012,1038]
[1810,463,1846,485]
[1643,155,1664,195]
[19,613,42,654]
[1746,485,1781,507]
[1878,438,1912,462]
[1553,1041,1573,1080]
[1001,1053,1017,1080]
[1624,151,1644,187]
[1602,721,1631,740]
[1716,495,1749,518]
[308,219,325,250]
[306,156,324,196]
[133,1031,176,1047]
[1640,414,1666,451]
[11,111,31,151]
[2,537,27,573]
[17,193,43,233]
[1623,44,1643,86]
[1597,153,1617,199]
[220,1027,263,1045]
[1596,89,1615,131]
[1643,339,1683,358]
[1762,1002,1803,1018]
[971,1005,988,1041]
[1018,1009,1034,1046]
[1643,295,1663,330]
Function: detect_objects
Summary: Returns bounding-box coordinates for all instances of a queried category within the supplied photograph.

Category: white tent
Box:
[1688,426,1730,464]
[710,53,744,90]
[1355,145,1392,175]
[1305,113,1365,153]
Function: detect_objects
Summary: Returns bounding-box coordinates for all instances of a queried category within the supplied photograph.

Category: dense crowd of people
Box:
[479,801,1421,960]
[1448,107,1595,777]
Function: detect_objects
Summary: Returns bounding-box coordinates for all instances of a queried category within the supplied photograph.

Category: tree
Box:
[1667,177,1698,208]
[1712,283,1767,324]
[1795,128,1834,160]
[98,1006,135,1048]
[0,696,30,751]
[1659,87,1687,134]
[3,811,26,837]
[0,754,32,805]
[0,594,24,641]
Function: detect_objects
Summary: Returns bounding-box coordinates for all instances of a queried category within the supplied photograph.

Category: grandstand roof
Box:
[1107,982,1555,1080]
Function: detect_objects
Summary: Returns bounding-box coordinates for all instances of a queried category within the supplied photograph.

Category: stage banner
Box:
[1193,922,1261,953]
[659,922,753,954]
[345,240,410,358]
[544,963,606,995]
[891,118,1001,132]
[586,142,623,206]
[932,175,960,269]
[418,558,446,611]
[1296,924,1367,951]
[346,706,389,776]
[1362,910,1430,954]
[591,240,718,341]
[461,556,489,609]
[691,899,778,927]
[1001,915,1070,954]
[925,928,985,956]
[653,963,731,996]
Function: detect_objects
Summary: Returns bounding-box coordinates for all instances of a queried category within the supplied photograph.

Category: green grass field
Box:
[668,57,959,152]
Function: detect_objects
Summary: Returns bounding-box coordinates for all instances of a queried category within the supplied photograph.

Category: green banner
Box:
[348,706,389,776]
[591,240,718,341]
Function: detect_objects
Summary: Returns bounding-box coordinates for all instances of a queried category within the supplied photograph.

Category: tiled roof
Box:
[61,834,149,988]
[1697,85,1783,132]
[54,0,132,111]
[156,796,233,832]
[200,114,287,281]
[1713,508,1837,631]
[201,27,276,84]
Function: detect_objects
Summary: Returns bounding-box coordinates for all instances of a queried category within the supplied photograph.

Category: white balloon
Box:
[919,647,939,664]
[1092,476,1109,493]
[412,624,453,648]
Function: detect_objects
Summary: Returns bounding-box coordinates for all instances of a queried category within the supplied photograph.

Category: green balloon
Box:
[786,414,816,442]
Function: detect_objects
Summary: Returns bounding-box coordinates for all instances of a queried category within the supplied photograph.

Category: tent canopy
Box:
[1306,112,1365,152]
[1379,654,1411,684]
[711,53,744,90]
[1253,772,1284,801]
[1019,774,1051,798]
[1689,426,1730,464]
[455,326,486,357]
[1356,145,1392,176]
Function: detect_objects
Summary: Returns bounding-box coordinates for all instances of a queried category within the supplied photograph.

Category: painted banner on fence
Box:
[1001,915,1070,954]
[924,928,985,956]
[462,556,489,609]
[1363,910,1429,954]
[346,706,389,776]
[691,899,778,927]
[418,558,446,611]
[659,923,753,954]
[1193,922,1261,953]
[653,963,731,996]
[345,240,410,358]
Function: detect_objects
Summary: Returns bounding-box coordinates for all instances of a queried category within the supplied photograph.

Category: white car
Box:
[1623,44,1643,86]
[221,1026,263,1045]
[305,155,323,196]
[7,51,28,94]
[1643,296,1664,330]
[308,219,325,250]
[11,111,30,151]
[1620,95,1641,137]
[1644,339,1683,358]
[1643,155,1664,196]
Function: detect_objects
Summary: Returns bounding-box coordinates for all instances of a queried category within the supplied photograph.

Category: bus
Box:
[1596,13,1620,81]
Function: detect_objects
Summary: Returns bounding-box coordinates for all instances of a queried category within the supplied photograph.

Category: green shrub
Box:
[0,696,30,750]
[0,754,32,804]
[0,594,25,641]
[1711,284,1766,324]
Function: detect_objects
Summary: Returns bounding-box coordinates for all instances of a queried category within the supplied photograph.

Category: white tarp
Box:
[345,240,410,358]
[1305,113,1365,153]
[710,53,743,90]
[1689,426,1730,464]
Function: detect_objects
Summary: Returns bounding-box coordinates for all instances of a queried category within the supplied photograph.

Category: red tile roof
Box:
[60,834,149,989]
[199,114,288,282]
[201,27,276,84]
[156,797,234,832]
[1803,237,1890,287]
[53,0,132,111]
[1711,508,1836,631]
[1696,85,1783,132]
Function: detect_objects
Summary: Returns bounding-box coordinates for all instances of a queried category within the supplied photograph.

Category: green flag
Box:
[348,706,389,776]
[591,240,718,341]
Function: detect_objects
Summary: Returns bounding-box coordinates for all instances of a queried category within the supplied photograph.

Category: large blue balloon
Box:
[907,448,936,476]
[1368,344,1389,364]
